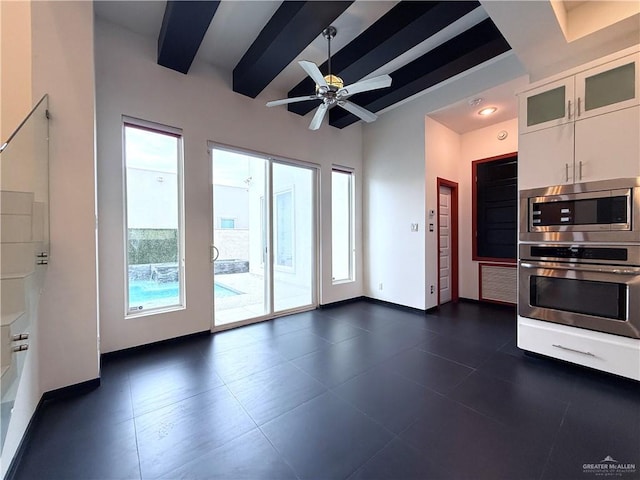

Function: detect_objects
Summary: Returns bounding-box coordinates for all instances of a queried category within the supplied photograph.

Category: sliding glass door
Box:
[211,146,316,328]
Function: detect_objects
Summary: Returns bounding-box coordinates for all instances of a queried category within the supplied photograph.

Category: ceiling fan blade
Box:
[299,60,328,88]
[338,100,377,123]
[309,103,328,130]
[338,74,392,97]
[266,95,318,107]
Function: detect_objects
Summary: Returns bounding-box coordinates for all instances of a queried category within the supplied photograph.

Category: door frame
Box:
[208,142,319,332]
[436,177,459,306]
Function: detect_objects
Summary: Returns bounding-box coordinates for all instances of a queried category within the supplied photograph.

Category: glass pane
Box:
[531,276,625,320]
[212,149,267,325]
[273,162,314,312]
[584,62,635,111]
[527,86,566,126]
[125,125,183,313]
[332,170,353,282]
[0,95,49,452]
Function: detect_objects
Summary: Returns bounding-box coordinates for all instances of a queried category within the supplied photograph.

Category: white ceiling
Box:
[94,0,640,133]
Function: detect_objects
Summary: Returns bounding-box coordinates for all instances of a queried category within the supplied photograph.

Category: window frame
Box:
[472,152,518,263]
[331,167,355,284]
[123,117,186,317]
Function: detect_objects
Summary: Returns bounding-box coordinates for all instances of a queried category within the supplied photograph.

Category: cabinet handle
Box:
[565,163,569,182]
[567,99,572,120]
[579,161,583,180]
[552,344,595,357]
[577,97,581,117]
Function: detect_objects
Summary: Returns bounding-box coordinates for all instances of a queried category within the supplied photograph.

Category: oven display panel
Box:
[531,196,628,226]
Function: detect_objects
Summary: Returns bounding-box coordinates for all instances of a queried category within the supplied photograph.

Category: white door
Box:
[439,186,451,304]
[210,146,317,329]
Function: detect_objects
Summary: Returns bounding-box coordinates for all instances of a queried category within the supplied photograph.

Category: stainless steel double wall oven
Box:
[519,177,640,339]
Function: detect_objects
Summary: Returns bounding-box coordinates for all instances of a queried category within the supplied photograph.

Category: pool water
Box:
[129,280,242,306]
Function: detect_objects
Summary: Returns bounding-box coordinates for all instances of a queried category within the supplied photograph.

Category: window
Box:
[473,154,517,261]
[124,119,184,314]
[275,189,294,268]
[332,168,355,282]
[220,218,235,229]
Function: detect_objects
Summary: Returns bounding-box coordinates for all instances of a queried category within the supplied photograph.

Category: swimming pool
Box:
[129,280,242,306]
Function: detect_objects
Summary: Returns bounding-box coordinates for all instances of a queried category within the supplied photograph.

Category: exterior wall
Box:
[126,168,178,229]
[95,18,363,352]
[214,185,249,229]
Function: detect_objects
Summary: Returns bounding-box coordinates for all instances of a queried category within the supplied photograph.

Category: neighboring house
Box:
[0,1,638,475]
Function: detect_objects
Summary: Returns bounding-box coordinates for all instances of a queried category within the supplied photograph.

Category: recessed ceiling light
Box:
[478,107,497,116]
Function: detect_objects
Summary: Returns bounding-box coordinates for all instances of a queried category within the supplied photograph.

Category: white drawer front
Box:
[518,317,640,381]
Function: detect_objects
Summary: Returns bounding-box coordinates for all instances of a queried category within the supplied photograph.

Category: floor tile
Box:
[292,334,382,388]
[15,417,140,480]
[135,386,256,478]
[208,342,286,384]
[542,402,640,480]
[477,350,578,403]
[32,377,133,438]
[448,370,568,440]
[130,359,223,416]
[261,392,393,480]
[12,300,638,480]
[303,317,367,343]
[401,396,548,480]
[348,438,445,480]
[226,362,326,425]
[384,347,474,394]
[333,366,444,434]
[265,328,332,360]
[416,330,495,368]
[160,429,298,480]
[200,327,262,358]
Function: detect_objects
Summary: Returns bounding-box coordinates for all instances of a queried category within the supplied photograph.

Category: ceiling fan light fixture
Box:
[324,74,343,90]
[265,25,392,130]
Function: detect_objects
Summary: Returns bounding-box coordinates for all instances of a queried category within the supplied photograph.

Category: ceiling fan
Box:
[266,26,392,130]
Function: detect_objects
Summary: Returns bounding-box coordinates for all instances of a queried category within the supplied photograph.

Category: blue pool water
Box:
[129,280,241,305]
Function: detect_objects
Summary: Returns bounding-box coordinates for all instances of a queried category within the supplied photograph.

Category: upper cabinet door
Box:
[575,53,640,120]
[519,78,575,134]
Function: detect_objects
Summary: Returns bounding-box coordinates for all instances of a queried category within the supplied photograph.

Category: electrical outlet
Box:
[379,283,383,290]
[430,285,434,294]
[411,223,418,232]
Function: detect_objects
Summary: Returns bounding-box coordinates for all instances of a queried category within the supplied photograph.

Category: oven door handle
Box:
[520,261,640,275]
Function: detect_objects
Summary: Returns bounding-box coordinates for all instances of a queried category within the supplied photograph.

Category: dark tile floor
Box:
[14,300,640,480]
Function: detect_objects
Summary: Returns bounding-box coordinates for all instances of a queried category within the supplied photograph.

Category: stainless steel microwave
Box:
[519,177,640,243]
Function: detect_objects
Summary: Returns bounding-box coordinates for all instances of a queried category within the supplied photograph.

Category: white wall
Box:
[363,104,427,309]
[363,52,525,310]
[424,117,518,303]
[0,0,32,141]
[424,118,461,306]
[459,118,518,299]
[1,1,98,474]
[31,0,99,388]
[95,18,364,352]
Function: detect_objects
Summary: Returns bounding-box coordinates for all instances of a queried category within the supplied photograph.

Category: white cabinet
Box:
[575,53,640,120]
[518,51,640,190]
[519,78,574,134]
[518,123,574,190]
[518,316,640,381]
